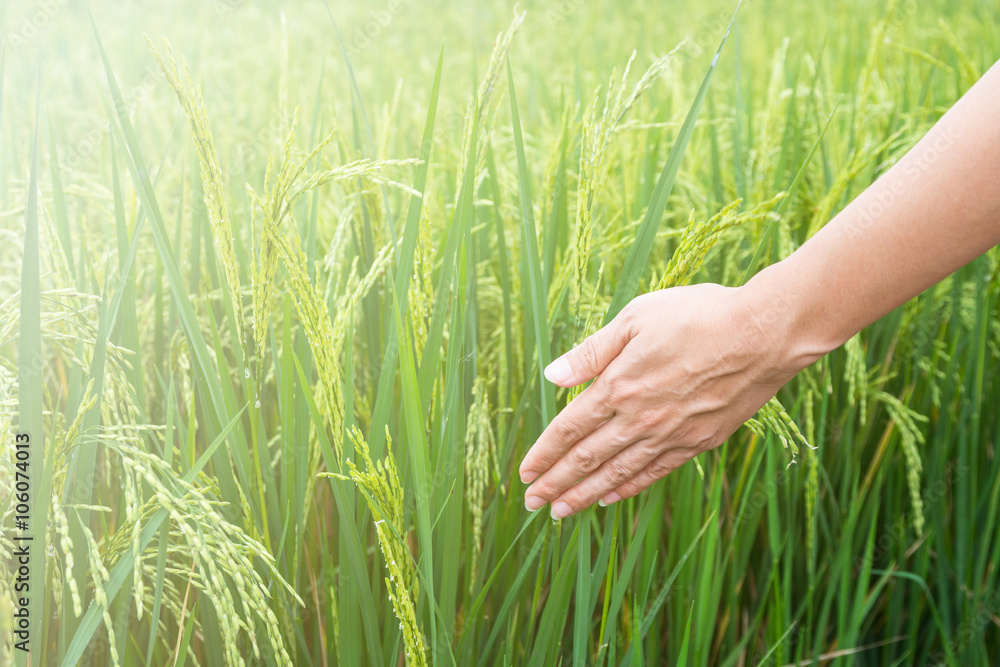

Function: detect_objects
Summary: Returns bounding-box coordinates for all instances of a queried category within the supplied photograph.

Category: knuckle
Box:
[600,375,634,409]
[618,299,641,330]
[637,439,663,459]
[631,408,661,432]
[647,456,677,479]
[678,422,715,452]
[690,426,719,452]
[530,480,555,499]
[578,336,604,371]
[553,419,582,444]
[605,458,634,485]
[568,446,600,474]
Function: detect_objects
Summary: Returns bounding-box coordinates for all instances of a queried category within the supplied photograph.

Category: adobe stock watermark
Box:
[60,62,162,172]
[234,108,292,166]
[854,458,969,569]
[730,452,795,527]
[344,1,405,57]
[925,588,1000,666]
[753,622,807,667]
[544,0,585,27]
[213,0,245,18]
[843,123,959,241]
[1,0,71,48]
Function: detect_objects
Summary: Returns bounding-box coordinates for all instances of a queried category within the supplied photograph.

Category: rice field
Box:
[1,0,998,664]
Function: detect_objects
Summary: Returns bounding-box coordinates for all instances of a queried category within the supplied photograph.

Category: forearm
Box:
[745,59,1000,367]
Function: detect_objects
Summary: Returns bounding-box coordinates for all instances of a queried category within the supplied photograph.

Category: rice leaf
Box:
[604,2,741,323]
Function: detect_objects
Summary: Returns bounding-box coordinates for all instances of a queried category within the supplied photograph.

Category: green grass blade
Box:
[46,115,75,278]
[292,353,384,667]
[528,524,581,666]
[369,45,443,453]
[392,289,439,659]
[617,513,715,666]
[574,512,592,666]
[506,54,555,424]
[604,2,741,323]
[739,96,842,285]
[172,600,198,667]
[145,377,176,665]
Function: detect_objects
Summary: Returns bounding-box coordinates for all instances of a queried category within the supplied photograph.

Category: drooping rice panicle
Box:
[326,427,428,667]
[875,390,928,536]
[464,377,497,593]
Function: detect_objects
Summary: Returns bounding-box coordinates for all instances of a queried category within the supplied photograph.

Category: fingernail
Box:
[520,470,539,484]
[543,357,572,384]
[525,496,546,511]
[550,501,572,520]
[599,492,621,507]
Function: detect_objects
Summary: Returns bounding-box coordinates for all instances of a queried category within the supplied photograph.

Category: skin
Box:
[520,57,1000,520]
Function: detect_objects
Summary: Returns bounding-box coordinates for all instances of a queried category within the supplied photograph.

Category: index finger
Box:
[519,383,613,484]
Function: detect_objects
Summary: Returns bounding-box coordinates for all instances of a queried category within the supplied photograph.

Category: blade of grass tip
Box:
[617,512,716,666]
[19,65,46,667]
[60,404,247,667]
[604,1,742,323]
[676,604,694,666]
[506,54,555,424]
[46,114,75,278]
[464,503,546,627]
[369,45,442,454]
[739,95,842,285]
[748,621,797,667]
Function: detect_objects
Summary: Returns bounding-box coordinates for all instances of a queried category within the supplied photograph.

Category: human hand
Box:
[518,282,819,519]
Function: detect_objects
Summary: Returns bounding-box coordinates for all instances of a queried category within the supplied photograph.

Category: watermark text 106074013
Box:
[11,432,32,653]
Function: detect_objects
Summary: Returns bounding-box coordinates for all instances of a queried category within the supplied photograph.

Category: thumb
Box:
[544,314,634,387]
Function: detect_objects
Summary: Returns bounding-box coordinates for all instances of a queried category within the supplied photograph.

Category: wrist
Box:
[738,259,842,376]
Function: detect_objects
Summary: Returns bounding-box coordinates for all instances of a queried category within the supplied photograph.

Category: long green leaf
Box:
[604,2,741,322]
[506,54,555,424]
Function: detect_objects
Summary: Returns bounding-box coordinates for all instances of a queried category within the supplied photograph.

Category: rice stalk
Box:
[326,426,428,667]
[875,390,927,536]
[146,37,247,365]
[464,377,497,593]
[572,43,685,323]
